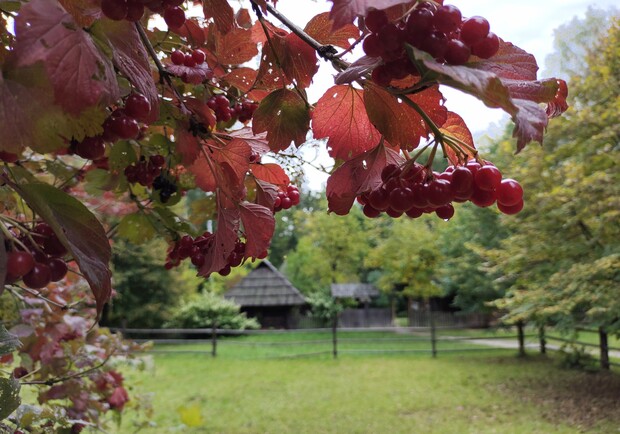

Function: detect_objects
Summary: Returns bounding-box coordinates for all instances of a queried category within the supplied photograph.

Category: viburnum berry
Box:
[191,49,206,64]
[6,251,35,280]
[22,262,52,289]
[433,5,462,33]
[365,9,389,33]
[125,93,151,122]
[101,0,128,21]
[171,50,185,65]
[126,2,145,22]
[472,32,500,59]
[164,5,186,29]
[497,179,523,207]
[460,16,490,46]
[75,136,106,160]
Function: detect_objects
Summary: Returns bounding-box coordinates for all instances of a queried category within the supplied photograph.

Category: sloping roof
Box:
[224,260,307,307]
[331,283,380,301]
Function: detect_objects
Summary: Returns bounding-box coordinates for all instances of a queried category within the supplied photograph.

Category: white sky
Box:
[267,0,618,190]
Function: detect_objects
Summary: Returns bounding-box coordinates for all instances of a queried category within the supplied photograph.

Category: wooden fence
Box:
[113,321,620,369]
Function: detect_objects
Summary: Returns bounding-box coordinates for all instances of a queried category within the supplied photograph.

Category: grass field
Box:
[113,330,620,434]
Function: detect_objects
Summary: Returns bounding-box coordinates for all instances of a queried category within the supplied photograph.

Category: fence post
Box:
[599,327,610,370]
[539,325,546,355]
[429,299,437,358]
[211,324,217,358]
[517,321,525,357]
[332,315,338,359]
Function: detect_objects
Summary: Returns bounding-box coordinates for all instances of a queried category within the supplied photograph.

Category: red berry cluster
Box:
[124,155,166,187]
[5,223,69,289]
[206,95,258,124]
[358,160,524,220]
[165,234,254,276]
[363,3,500,87]
[274,185,300,212]
[171,48,206,68]
[102,93,152,143]
[101,0,186,29]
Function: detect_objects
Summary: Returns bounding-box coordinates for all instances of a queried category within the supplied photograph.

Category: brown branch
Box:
[135,22,190,115]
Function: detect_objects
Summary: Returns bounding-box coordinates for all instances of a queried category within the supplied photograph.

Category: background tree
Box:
[488,16,620,331]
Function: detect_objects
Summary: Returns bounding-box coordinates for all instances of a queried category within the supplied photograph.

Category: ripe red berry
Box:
[22,262,52,289]
[75,136,106,160]
[435,204,455,220]
[183,53,196,67]
[362,34,384,58]
[475,165,502,191]
[6,251,35,280]
[101,0,128,21]
[368,188,390,211]
[460,16,490,46]
[191,49,206,64]
[444,39,471,65]
[164,6,186,29]
[171,50,185,65]
[433,5,462,33]
[48,258,69,282]
[109,115,139,140]
[0,151,19,163]
[472,32,500,59]
[125,2,145,21]
[363,204,381,218]
[470,186,496,208]
[497,199,524,215]
[365,9,389,33]
[427,179,453,207]
[125,93,151,121]
[497,179,523,207]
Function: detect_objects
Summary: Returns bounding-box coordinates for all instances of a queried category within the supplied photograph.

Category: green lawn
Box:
[113,331,620,434]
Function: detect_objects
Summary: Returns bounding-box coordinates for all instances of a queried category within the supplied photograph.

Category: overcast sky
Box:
[257,1,618,189]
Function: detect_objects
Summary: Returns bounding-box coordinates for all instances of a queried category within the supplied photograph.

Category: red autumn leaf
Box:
[173,18,207,46]
[213,28,258,65]
[198,197,239,277]
[512,99,548,151]
[224,67,258,93]
[0,73,50,154]
[326,143,404,215]
[108,386,129,411]
[188,138,251,199]
[256,32,318,89]
[334,55,381,85]
[469,40,538,81]
[304,12,360,49]
[439,112,475,166]
[254,179,279,210]
[235,8,252,28]
[13,0,119,115]
[502,78,559,103]
[12,182,112,318]
[167,62,213,85]
[228,128,270,155]
[203,0,235,35]
[545,80,569,118]
[175,127,202,165]
[99,19,159,124]
[58,0,98,27]
[313,85,381,160]
[251,163,290,186]
[239,202,275,258]
[329,0,411,30]
[364,83,447,151]
[252,89,311,152]
[184,97,217,130]
[407,45,554,150]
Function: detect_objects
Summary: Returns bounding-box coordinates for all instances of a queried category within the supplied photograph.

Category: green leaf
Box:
[84,169,121,195]
[252,89,311,152]
[11,182,112,317]
[0,324,20,356]
[108,140,137,172]
[117,214,156,244]
[0,376,20,421]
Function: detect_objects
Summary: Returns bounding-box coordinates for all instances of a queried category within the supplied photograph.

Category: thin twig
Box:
[21,353,115,387]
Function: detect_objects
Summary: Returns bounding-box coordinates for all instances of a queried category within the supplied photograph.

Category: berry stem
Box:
[135,22,190,115]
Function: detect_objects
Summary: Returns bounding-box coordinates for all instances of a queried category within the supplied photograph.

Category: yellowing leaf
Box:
[177,403,204,427]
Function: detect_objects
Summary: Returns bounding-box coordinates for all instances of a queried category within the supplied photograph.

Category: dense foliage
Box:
[165,292,259,330]
[0,0,570,430]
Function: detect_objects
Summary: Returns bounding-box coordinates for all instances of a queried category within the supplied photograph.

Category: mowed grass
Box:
[114,331,620,434]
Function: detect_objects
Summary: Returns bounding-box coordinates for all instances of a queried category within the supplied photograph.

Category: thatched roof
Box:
[224,260,306,307]
[331,283,380,301]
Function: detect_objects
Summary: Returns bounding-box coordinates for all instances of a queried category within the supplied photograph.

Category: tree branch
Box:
[21,353,114,387]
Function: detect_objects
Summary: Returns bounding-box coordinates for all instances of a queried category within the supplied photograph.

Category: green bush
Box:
[165,293,259,330]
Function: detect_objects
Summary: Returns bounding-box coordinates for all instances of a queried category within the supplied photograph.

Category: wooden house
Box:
[331,283,391,327]
[224,260,307,329]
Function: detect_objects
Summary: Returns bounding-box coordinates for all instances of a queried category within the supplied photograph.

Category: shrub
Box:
[166,293,259,330]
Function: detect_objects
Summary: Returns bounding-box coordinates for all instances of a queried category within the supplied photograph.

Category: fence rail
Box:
[111,322,619,370]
